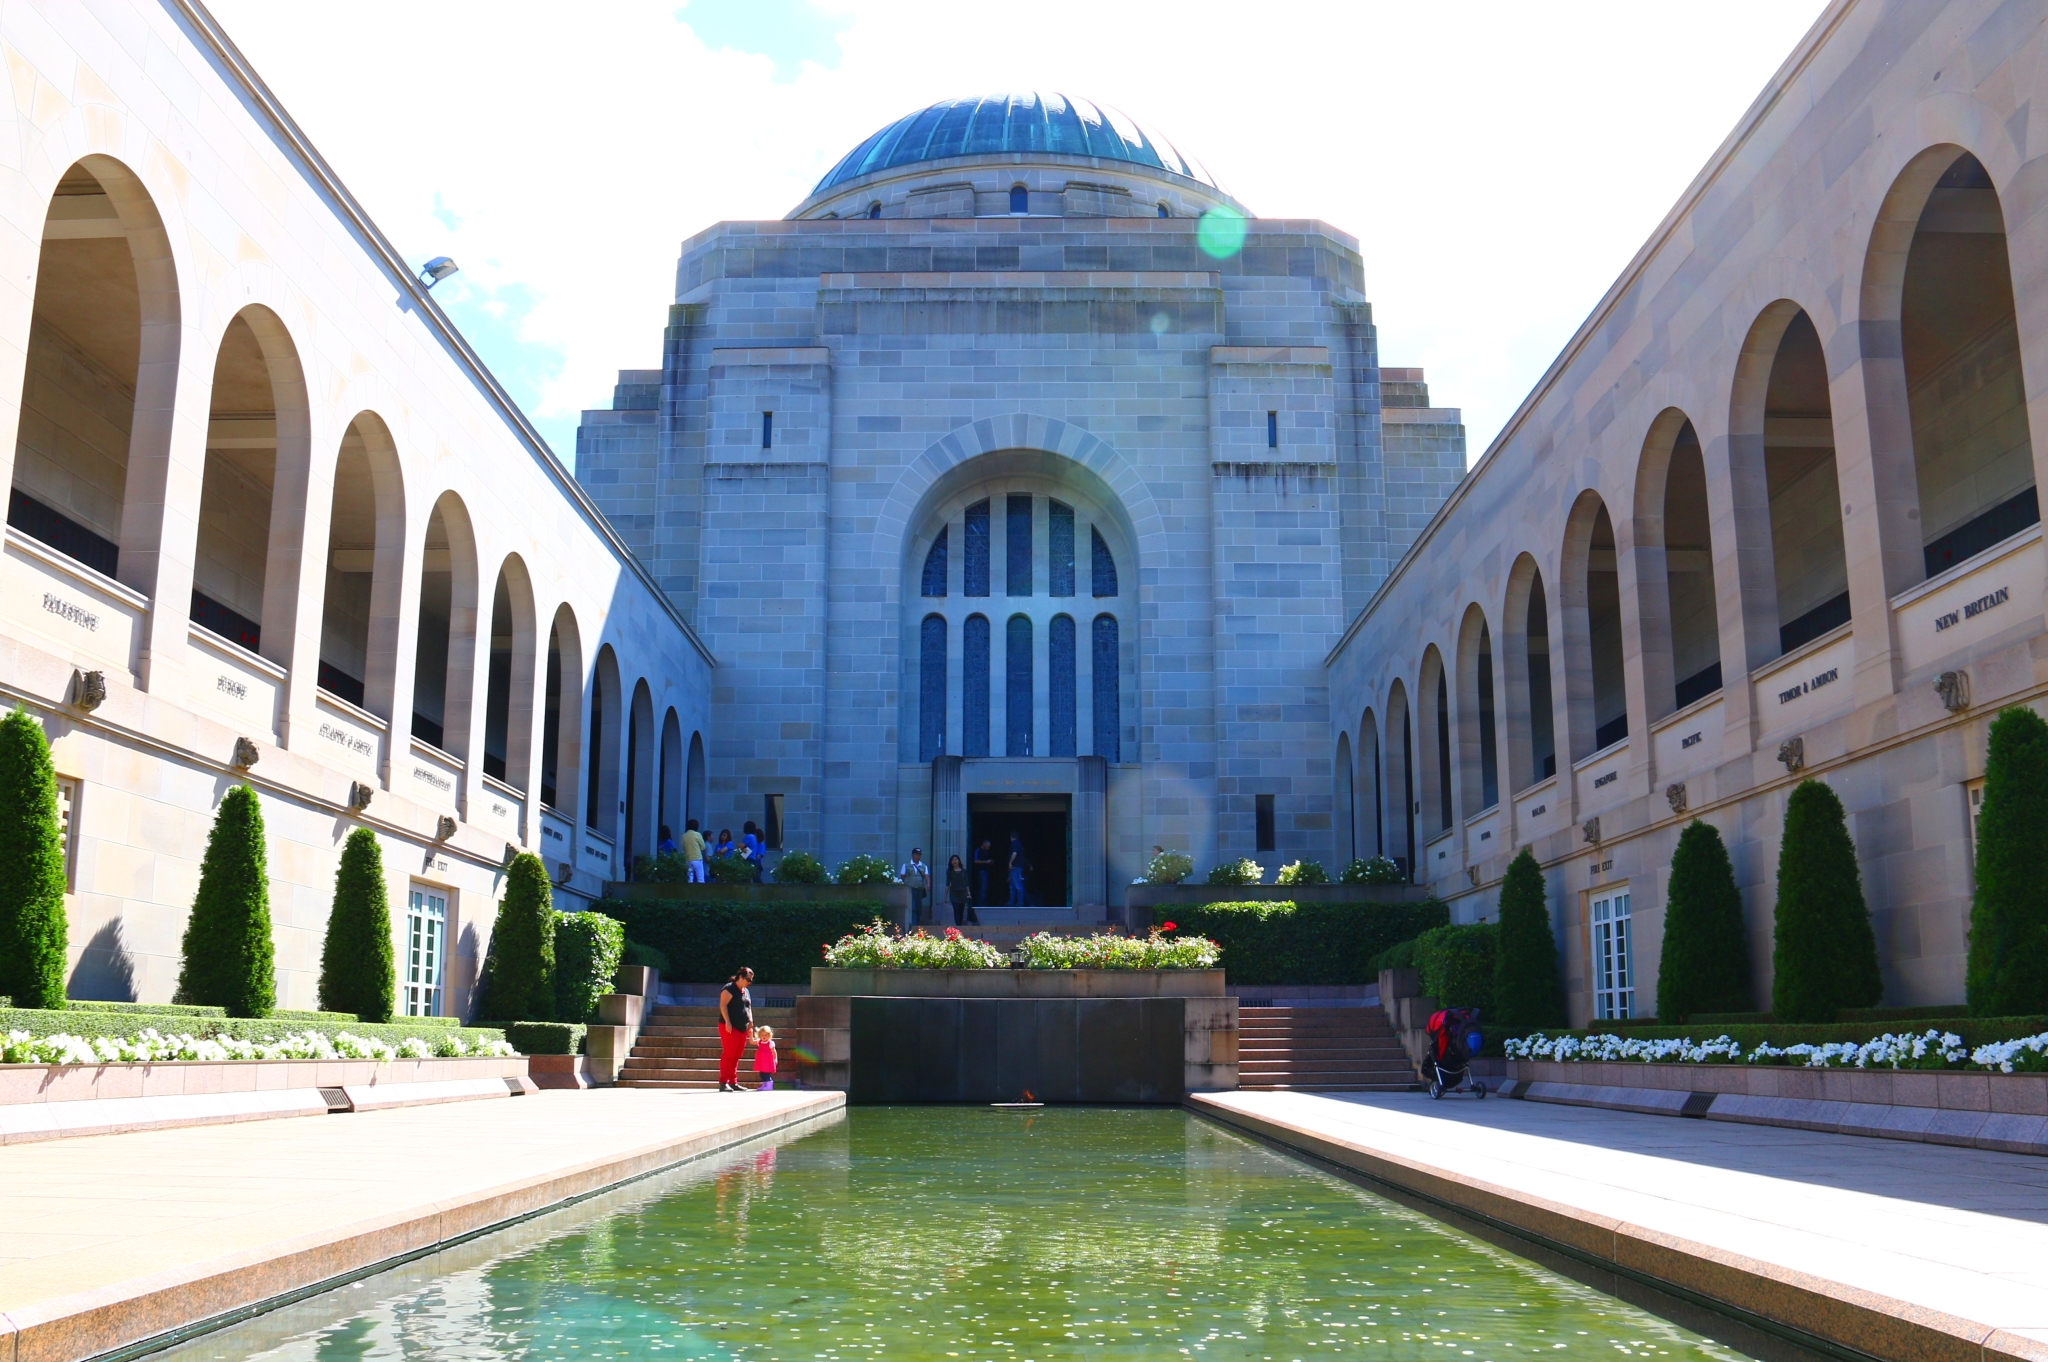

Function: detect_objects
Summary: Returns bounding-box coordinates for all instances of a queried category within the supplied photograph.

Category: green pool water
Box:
[175,1107,1757,1362]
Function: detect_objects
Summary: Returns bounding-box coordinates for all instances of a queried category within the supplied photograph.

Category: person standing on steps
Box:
[972,839,995,907]
[946,853,978,927]
[717,967,755,1092]
[899,847,931,926]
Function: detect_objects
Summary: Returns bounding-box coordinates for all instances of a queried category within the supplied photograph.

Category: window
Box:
[1006,614,1033,756]
[1967,776,1986,861]
[1256,794,1276,853]
[404,886,448,1017]
[867,202,881,219]
[921,529,948,597]
[1049,614,1076,757]
[964,500,990,597]
[920,614,947,760]
[1157,202,1170,218]
[1091,527,1118,597]
[1009,184,1028,214]
[56,775,80,890]
[1267,411,1279,450]
[764,793,784,849]
[1007,494,1032,596]
[761,411,773,449]
[1048,501,1075,596]
[1092,614,1120,762]
[964,614,991,756]
[1591,887,1633,1020]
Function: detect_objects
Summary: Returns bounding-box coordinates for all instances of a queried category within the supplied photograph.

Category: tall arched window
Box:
[1009,184,1029,214]
[921,529,947,596]
[1006,613,1034,756]
[1664,422,1722,708]
[1746,308,1850,654]
[964,500,990,596]
[964,613,991,756]
[1007,494,1033,595]
[1050,614,1077,756]
[1092,527,1118,596]
[1049,500,1075,596]
[920,614,947,761]
[1092,614,1120,761]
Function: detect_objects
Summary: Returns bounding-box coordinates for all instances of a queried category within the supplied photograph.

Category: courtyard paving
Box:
[0,1087,843,1362]
[1193,1089,2048,1362]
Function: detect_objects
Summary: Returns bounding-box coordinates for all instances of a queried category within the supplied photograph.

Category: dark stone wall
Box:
[846,997,1184,1103]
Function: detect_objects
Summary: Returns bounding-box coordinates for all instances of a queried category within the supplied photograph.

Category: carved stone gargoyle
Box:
[434,814,458,841]
[71,668,107,712]
[346,781,375,812]
[1665,782,1688,814]
[1777,735,1805,773]
[1934,670,1971,713]
[231,736,260,769]
[1581,816,1601,845]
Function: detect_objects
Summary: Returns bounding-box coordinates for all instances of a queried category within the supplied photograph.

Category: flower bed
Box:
[3,1027,516,1065]
[1014,929,1220,970]
[822,922,1007,969]
[1505,1027,2048,1073]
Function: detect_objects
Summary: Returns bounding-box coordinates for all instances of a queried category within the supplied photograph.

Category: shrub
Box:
[504,1021,584,1056]
[0,707,68,1010]
[1771,780,1882,1023]
[1164,898,1447,985]
[624,940,672,974]
[634,852,689,883]
[1342,856,1406,885]
[175,785,276,1018]
[553,911,626,1023]
[1205,857,1263,886]
[708,854,758,885]
[1968,706,2048,1017]
[1415,922,1498,1012]
[597,899,888,985]
[1275,860,1328,886]
[1142,849,1193,885]
[773,850,828,885]
[317,828,395,1023]
[1493,848,1564,1029]
[1371,937,1420,972]
[835,854,896,886]
[823,920,1006,969]
[1657,820,1753,1022]
[478,852,556,1022]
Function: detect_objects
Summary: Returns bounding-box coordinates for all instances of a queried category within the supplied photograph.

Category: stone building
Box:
[578,94,1466,910]
[0,1,708,1010]
[1328,0,2048,1020]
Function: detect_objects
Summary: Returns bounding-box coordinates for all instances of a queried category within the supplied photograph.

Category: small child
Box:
[751,1025,778,1091]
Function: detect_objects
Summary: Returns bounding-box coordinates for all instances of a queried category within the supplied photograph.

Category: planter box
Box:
[603,882,912,922]
[1124,883,1433,929]
[810,967,1225,998]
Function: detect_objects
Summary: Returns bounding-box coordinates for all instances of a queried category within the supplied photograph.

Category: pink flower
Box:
[944,927,962,940]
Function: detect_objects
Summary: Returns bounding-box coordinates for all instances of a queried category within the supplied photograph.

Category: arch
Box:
[686,729,707,827]
[1632,409,1723,718]
[1560,490,1628,759]
[626,679,656,867]
[1729,301,1851,658]
[1501,553,1557,792]
[541,603,583,817]
[1356,706,1382,859]
[1335,731,1355,864]
[1417,645,1452,837]
[587,644,622,837]
[410,491,480,757]
[481,553,537,791]
[659,708,683,848]
[1383,680,1415,880]
[1454,604,1500,816]
[318,412,406,717]
[5,156,182,608]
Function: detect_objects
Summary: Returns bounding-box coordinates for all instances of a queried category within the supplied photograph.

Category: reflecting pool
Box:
[171,1107,1757,1361]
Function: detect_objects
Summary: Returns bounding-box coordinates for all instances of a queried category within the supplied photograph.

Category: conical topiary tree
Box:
[0,707,69,1009]
[175,784,276,1018]
[1657,819,1754,1022]
[478,851,556,1022]
[318,827,395,1022]
[1771,779,1882,1023]
[1967,706,2048,1017]
[1492,847,1564,1028]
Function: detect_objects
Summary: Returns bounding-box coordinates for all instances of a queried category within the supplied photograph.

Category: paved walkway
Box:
[1192,1089,2048,1362]
[0,1087,842,1362]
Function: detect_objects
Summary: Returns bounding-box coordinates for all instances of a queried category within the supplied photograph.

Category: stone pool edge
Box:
[1186,1091,2039,1362]
[1,1090,845,1362]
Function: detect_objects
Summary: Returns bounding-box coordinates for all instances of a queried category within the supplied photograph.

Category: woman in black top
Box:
[717,967,754,1092]
[945,854,979,927]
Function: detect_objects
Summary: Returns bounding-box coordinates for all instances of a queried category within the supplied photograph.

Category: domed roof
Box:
[814,93,1216,194]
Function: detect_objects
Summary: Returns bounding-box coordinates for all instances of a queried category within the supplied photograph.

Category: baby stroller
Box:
[1424,1007,1487,1099]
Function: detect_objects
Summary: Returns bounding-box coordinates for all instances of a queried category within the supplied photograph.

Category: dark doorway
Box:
[968,794,1070,906]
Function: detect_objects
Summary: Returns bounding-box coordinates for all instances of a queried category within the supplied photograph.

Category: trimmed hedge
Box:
[1493,849,1564,1029]
[505,1021,587,1056]
[1772,779,1882,1023]
[175,785,276,1018]
[1968,706,2048,1016]
[1161,899,1448,985]
[1656,820,1753,1022]
[553,912,626,1024]
[1416,922,1497,1011]
[318,827,395,1023]
[62,1000,226,1017]
[479,853,556,1022]
[0,1005,505,1049]
[596,899,890,985]
[0,707,68,1010]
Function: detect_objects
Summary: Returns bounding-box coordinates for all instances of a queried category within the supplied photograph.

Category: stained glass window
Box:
[965,501,990,597]
[1091,527,1118,597]
[921,529,947,597]
[1093,614,1120,762]
[963,614,990,756]
[1007,613,1033,756]
[1049,501,1075,596]
[920,614,946,760]
[1007,495,1033,596]
[1050,614,1077,757]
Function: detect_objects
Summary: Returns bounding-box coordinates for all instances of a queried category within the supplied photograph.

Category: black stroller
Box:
[1424,1007,1487,1099]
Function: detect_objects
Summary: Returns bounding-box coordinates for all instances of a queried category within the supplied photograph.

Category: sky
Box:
[205,0,1833,465]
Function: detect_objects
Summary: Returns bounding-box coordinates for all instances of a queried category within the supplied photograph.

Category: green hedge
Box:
[0,1006,505,1048]
[1162,899,1448,985]
[554,912,626,1023]
[61,1000,227,1017]
[595,900,889,985]
[1415,923,1497,1011]
[505,1021,587,1055]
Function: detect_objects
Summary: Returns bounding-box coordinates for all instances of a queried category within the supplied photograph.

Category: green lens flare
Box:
[1197,205,1247,259]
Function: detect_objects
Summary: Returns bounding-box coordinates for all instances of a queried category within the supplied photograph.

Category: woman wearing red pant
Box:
[717,967,755,1092]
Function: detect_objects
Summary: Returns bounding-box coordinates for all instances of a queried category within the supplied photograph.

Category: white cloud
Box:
[207,0,1830,461]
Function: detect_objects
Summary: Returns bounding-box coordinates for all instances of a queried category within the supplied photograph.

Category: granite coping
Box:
[0,1056,529,1106]
[1506,1060,2048,1113]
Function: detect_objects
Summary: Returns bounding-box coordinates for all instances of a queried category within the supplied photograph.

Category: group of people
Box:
[657,817,770,884]
[895,833,1036,926]
[716,967,778,1092]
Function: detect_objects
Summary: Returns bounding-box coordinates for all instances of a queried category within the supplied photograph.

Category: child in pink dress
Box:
[752,1026,778,1091]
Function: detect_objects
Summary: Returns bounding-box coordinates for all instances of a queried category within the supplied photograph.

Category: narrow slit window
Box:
[963,614,990,756]
[1267,411,1279,449]
[1006,613,1033,756]
[1049,614,1076,757]
[1007,495,1033,596]
[920,614,947,760]
[764,793,784,849]
[1048,501,1075,596]
[1009,184,1028,214]
[1091,527,1118,597]
[964,501,990,597]
[761,411,773,449]
[1092,614,1120,762]
[921,528,948,597]
[1256,794,1276,853]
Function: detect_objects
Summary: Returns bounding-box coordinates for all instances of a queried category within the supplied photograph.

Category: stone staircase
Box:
[615,1005,729,1089]
[1236,1005,1419,1093]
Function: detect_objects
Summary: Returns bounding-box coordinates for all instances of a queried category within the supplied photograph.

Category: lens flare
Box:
[1196,205,1247,259]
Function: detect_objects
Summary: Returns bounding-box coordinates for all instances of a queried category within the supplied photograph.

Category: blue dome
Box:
[814,93,1215,194]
